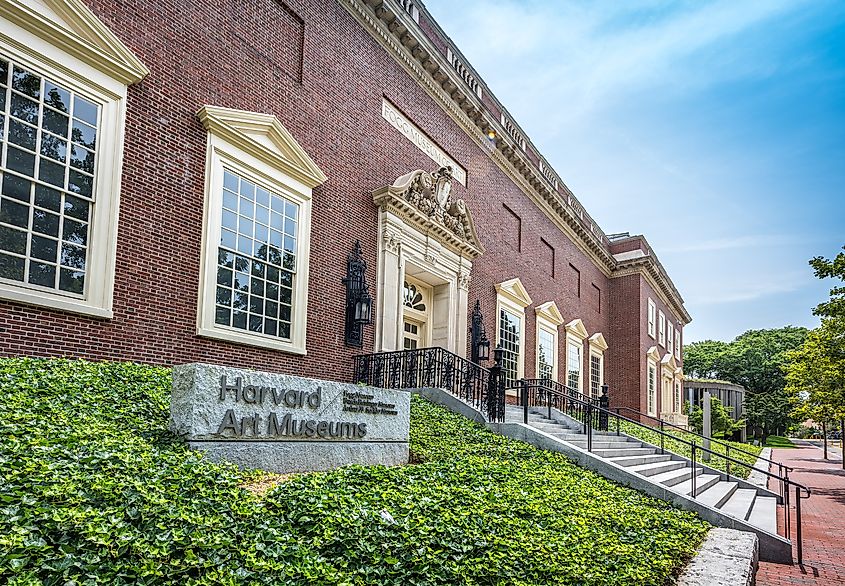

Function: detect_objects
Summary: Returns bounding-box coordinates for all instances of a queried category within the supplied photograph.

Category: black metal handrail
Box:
[520,378,811,563]
[613,405,794,483]
[352,347,504,421]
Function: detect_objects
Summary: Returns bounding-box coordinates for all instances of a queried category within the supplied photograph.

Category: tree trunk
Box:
[823,421,828,459]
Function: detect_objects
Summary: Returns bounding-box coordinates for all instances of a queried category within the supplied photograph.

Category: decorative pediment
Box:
[198,106,327,189]
[646,346,661,362]
[565,318,589,340]
[495,278,532,308]
[588,332,608,352]
[675,368,684,379]
[535,301,564,326]
[373,167,483,259]
[661,353,677,371]
[0,0,149,85]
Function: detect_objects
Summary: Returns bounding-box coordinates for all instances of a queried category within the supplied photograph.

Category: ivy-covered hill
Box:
[0,358,708,585]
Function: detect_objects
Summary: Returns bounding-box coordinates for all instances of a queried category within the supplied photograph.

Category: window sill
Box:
[0,285,112,319]
[197,325,306,355]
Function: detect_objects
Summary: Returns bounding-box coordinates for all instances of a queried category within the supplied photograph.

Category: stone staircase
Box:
[504,404,782,549]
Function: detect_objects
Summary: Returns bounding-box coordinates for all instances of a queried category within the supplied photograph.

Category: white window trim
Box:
[564,318,589,394]
[196,106,326,355]
[495,278,532,382]
[0,3,147,317]
[647,298,656,338]
[667,322,674,354]
[647,359,657,416]
[496,294,527,381]
[588,332,608,398]
[535,301,563,381]
[675,327,682,360]
[658,310,666,347]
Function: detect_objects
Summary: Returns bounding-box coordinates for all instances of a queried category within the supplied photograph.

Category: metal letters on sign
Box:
[215,375,398,440]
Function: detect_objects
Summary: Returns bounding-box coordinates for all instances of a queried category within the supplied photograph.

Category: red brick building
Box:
[0,0,690,418]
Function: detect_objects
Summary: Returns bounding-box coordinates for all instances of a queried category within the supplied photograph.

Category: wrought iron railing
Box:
[519,378,811,563]
[352,347,505,421]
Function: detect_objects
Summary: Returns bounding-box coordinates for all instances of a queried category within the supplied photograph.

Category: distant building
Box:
[684,379,747,440]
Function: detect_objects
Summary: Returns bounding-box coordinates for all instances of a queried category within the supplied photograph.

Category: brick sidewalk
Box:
[757,441,845,585]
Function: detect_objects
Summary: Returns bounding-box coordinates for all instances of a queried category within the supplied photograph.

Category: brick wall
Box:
[0,0,681,414]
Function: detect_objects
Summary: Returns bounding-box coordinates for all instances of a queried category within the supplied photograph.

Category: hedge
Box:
[0,358,709,585]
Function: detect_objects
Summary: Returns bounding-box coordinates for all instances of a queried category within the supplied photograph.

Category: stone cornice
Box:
[613,257,692,325]
[337,0,617,276]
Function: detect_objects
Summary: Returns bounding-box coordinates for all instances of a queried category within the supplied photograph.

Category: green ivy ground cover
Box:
[0,358,709,585]
[617,421,763,480]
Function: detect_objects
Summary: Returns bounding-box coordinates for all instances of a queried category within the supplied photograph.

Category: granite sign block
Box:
[171,363,410,473]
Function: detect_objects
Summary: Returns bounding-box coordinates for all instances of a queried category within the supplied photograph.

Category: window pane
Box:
[498,308,521,387]
[214,170,299,341]
[0,252,24,281]
[0,60,99,297]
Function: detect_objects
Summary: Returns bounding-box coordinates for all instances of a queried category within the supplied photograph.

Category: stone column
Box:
[455,269,470,358]
[376,222,403,352]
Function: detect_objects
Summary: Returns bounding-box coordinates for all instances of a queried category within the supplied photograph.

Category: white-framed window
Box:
[658,310,666,347]
[537,326,556,380]
[0,10,147,317]
[647,298,656,338]
[495,278,532,389]
[196,106,326,354]
[589,352,603,398]
[647,361,657,416]
[535,301,563,381]
[675,380,682,413]
[667,322,674,355]
[499,306,522,388]
[675,327,681,360]
[567,339,582,392]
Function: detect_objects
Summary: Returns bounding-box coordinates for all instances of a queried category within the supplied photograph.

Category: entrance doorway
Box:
[402,277,430,350]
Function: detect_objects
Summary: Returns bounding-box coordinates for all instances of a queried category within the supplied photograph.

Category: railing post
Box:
[784,471,791,538]
[796,485,803,565]
[691,443,697,497]
[587,403,593,452]
[660,420,665,455]
[488,359,502,423]
[616,408,620,436]
[726,445,731,479]
[599,384,609,432]
[522,379,529,424]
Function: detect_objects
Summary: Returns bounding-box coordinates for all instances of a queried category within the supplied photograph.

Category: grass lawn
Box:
[764,436,796,448]
[618,421,763,479]
[0,358,709,585]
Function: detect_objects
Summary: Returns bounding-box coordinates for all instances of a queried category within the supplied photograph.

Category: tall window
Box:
[567,340,582,391]
[590,353,603,398]
[0,58,100,296]
[647,362,656,415]
[675,380,682,413]
[647,298,656,338]
[499,308,522,388]
[196,106,325,354]
[537,327,555,379]
[658,311,666,346]
[0,1,145,317]
[667,322,674,355]
[675,328,682,360]
[214,170,299,340]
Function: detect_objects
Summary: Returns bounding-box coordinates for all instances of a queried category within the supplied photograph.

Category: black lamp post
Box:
[343,240,372,347]
[470,300,490,363]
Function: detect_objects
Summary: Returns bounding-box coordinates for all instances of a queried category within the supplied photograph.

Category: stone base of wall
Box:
[676,528,759,586]
[189,440,409,474]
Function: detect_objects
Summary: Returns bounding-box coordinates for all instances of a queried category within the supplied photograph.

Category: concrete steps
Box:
[508,408,786,562]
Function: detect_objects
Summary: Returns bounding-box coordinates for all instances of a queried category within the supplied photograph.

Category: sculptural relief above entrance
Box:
[372,167,483,357]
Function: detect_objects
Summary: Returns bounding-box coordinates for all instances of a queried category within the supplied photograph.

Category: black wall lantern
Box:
[470,300,491,363]
[343,240,372,347]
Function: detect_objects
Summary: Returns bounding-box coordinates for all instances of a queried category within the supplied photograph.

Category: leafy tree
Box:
[745,390,794,441]
[683,340,730,379]
[810,245,845,320]
[685,396,745,439]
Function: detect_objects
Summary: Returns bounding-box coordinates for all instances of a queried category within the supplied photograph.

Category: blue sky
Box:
[422,0,845,343]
